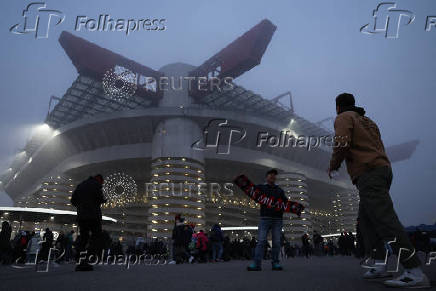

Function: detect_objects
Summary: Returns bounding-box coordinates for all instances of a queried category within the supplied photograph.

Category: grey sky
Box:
[0,0,435,225]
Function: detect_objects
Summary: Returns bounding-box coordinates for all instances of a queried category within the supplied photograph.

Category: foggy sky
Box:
[0,0,435,226]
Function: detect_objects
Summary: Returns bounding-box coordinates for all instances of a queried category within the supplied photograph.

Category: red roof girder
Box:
[189,19,277,98]
[59,31,163,102]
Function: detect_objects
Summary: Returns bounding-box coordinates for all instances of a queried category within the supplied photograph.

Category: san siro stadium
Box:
[0,20,418,242]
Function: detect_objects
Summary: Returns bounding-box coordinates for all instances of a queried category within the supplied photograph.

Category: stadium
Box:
[0,19,417,242]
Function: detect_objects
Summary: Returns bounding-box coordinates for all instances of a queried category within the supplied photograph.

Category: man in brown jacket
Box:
[328,93,429,288]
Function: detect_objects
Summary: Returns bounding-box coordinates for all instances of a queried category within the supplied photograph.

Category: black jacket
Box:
[172,223,187,246]
[71,177,105,222]
[256,183,288,218]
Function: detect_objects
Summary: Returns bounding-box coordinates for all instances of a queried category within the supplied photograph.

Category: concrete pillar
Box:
[146,63,206,238]
[332,191,359,233]
[276,172,311,242]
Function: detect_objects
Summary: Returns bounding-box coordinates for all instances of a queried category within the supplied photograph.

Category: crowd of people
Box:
[0,221,167,266]
[0,218,434,268]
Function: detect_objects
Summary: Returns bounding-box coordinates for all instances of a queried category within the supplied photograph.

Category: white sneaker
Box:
[384,271,431,288]
[188,256,194,263]
[363,268,392,279]
[167,260,176,265]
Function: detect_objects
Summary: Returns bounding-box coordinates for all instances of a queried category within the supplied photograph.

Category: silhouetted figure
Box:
[65,230,74,262]
[0,221,12,264]
[301,233,311,258]
[171,215,188,264]
[71,174,106,271]
[40,228,53,261]
[210,224,224,261]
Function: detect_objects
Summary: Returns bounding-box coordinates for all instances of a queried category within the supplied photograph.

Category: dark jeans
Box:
[173,245,189,263]
[253,217,282,266]
[212,241,223,261]
[356,166,421,269]
[77,220,102,264]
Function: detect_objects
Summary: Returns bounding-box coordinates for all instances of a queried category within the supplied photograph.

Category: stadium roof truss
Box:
[46,75,155,128]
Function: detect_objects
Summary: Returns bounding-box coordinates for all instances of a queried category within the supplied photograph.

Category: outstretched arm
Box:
[329,114,353,176]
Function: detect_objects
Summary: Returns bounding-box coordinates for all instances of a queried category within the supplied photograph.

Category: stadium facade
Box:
[0,20,418,241]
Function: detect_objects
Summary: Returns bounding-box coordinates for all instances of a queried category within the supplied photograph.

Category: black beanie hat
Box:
[336,93,355,107]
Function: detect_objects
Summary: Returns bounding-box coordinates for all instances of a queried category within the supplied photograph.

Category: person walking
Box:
[170,215,188,264]
[328,93,429,288]
[301,233,311,259]
[71,174,106,271]
[40,228,53,261]
[210,224,224,262]
[247,169,287,271]
[26,231,40,263]
[65,230,74,262]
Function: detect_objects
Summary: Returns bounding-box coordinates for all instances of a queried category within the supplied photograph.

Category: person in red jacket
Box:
[196,230,209,263]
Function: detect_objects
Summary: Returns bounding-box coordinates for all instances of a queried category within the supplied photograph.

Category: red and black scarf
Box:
[233,174,304,216]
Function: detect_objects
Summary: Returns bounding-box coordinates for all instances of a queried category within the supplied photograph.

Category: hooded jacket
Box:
[329,110,391,182]
[196,231,209,251]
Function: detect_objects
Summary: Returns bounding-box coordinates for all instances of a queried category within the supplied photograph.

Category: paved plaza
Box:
[1,256,435,291]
